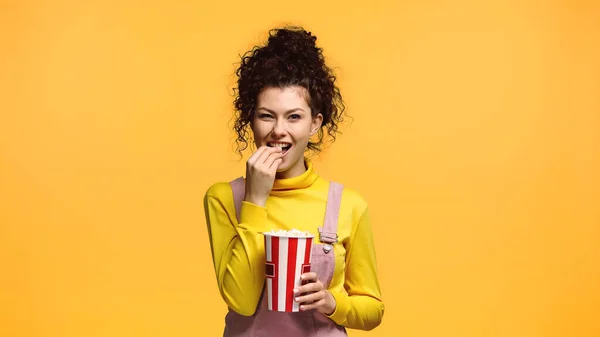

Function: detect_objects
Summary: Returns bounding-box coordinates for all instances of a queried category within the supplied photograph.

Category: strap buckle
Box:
[318,226,338,254]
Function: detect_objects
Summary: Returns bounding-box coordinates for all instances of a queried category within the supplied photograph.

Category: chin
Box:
[275,155,298,173]
[276,163,289,173]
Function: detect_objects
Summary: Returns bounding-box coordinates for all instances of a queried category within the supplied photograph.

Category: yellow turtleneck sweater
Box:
[203,160,384,331]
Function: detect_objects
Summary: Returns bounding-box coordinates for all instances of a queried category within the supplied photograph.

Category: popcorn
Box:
[265,228,313,237]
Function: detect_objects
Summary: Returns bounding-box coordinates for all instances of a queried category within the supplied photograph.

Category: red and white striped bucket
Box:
[263,232,314,312]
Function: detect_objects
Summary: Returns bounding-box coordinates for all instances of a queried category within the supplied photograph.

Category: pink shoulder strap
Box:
[229,177,245,223]
[319,181,343,244]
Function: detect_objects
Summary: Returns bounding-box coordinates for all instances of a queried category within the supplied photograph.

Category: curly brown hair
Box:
[232,26,347,156]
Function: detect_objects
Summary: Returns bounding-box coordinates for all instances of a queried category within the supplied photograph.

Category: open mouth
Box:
[267,142,292,155]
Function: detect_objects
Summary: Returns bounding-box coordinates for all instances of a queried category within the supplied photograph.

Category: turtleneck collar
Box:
[272,158,319,191]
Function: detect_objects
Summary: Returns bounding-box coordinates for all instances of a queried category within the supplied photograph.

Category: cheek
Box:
[291,131,312,147]
[298,126,313,141]
[251,124,267,140]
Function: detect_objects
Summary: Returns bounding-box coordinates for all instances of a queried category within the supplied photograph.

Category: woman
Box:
[204,26,384,336]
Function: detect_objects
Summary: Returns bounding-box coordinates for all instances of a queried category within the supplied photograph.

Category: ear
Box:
[310,113,323,136]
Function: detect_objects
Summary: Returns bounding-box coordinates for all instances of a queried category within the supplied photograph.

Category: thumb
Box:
[269,158,283,171]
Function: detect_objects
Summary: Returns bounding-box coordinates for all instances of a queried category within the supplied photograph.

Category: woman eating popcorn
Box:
[203,26,384,336]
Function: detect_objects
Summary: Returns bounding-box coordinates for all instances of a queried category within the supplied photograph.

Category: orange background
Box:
[1,1,599,336]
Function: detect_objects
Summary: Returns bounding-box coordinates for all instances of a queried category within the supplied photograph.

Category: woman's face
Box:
[251,86,322,179]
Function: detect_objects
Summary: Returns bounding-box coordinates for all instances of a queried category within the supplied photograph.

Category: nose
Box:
[271,118,287,138]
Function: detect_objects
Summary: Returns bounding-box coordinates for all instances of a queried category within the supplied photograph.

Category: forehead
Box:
[256,86,310,112]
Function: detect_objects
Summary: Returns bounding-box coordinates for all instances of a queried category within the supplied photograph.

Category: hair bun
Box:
[266,26,319,56]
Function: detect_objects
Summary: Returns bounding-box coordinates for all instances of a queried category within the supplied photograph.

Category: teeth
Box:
[269,143,291,148]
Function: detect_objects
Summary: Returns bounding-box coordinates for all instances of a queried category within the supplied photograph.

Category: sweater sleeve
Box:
[326,206,385,330]
[203,186,271,316]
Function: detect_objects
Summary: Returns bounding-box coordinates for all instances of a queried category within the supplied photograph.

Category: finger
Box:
[263,146,282,161]
[300,298,327,312]
[256,146,281,165]
[295,280,323,295]
[301,272,318,282]
[265,158,282,172]
[247,146,269,164]
[265,153,283,170]
[295,290,326,304]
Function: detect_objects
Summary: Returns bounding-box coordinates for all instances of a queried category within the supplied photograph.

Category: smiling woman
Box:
[203,26,384,337]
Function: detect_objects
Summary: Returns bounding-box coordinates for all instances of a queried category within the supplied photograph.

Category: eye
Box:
[258,113,273,119]
[289,114,301,120]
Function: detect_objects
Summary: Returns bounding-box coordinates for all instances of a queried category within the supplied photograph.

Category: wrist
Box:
[324,290,337,316]
[244,193,267,207]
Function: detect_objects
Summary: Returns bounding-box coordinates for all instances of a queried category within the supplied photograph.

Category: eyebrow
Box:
[256,107,306,114]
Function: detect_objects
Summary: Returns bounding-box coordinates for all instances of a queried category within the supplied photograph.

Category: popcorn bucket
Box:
[263,230,314,312]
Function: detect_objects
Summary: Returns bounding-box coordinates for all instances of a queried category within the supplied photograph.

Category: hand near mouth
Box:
[244,146,284,207]
[267,142,292,155]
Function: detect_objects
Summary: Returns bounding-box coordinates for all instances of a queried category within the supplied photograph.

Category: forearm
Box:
[327,206,384,330]
[215,225,266,316]
[205,195,270,316]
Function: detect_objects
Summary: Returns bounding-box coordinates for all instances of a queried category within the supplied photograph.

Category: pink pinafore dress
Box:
[223,178,348,337]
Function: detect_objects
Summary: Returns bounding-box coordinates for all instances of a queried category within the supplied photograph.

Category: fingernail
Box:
[293,288,298,293]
